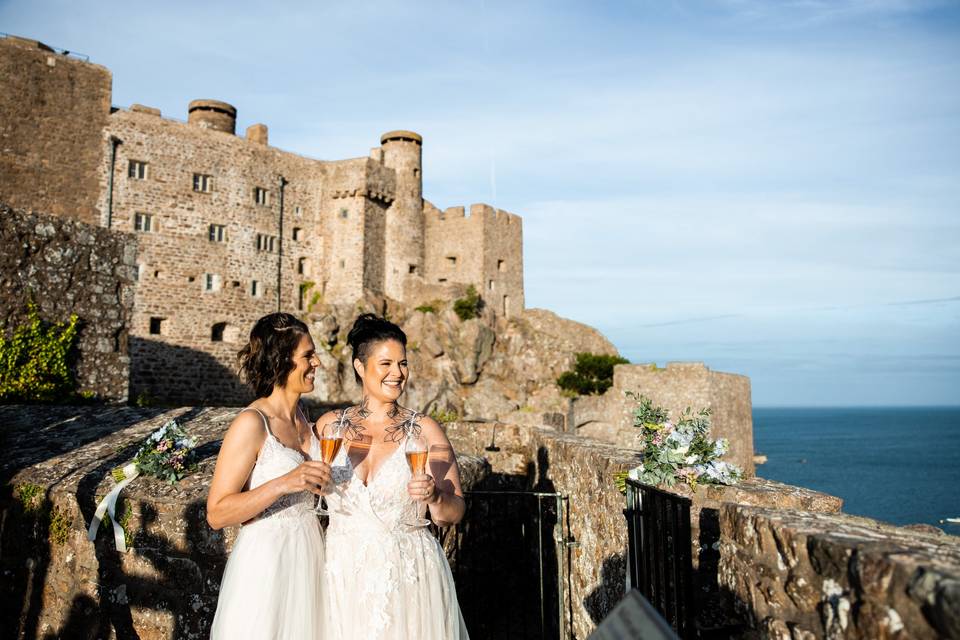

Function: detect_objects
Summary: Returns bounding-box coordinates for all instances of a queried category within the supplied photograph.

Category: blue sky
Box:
[3,0,958,406]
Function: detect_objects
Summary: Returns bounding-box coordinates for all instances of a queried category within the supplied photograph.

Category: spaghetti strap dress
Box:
[210,407,326,640]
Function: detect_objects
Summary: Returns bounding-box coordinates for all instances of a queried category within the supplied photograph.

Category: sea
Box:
[752,407,960,532]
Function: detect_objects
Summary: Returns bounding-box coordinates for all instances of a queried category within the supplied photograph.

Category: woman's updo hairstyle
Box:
[346,313,407,384]
[237,313,310,398]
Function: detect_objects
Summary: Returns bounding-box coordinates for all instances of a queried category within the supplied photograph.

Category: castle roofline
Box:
[380,130,422,145]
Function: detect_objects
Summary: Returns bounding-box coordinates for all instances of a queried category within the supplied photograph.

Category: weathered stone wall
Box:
[0,36,111,226]
[443,420,840,638]
[0,205,135,401]
[422,201,525,316]
[719,504,960,639]
[574,362,756,476]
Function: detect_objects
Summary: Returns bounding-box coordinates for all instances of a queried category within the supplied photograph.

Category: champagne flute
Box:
[404,432,431,527]
[315,419,343,515]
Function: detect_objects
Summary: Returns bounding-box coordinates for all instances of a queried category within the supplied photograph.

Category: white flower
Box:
[685,455,698,465]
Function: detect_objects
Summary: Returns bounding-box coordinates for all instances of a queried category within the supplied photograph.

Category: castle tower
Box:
[187,99,237,134]
[380,130,424,300]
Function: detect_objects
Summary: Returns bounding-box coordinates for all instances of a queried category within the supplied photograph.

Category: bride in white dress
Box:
[319,313,469,639]
[206,313,332,639]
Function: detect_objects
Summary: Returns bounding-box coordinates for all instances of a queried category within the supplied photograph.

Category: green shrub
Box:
[453,285,483,321]
[556,352,630,396]
[415,304,437,314]
[0,301,79,403]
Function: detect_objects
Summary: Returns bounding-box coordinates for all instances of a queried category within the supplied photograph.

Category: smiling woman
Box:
[317,313,470,639]
[206,312,332,640]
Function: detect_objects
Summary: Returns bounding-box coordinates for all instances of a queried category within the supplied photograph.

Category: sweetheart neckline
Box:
[348,442,405,488]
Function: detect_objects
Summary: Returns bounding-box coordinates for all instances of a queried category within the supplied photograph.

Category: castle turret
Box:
[380,130,424,300]
[187,99,236,134]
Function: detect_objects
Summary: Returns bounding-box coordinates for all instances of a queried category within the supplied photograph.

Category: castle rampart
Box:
[0,36,111,226]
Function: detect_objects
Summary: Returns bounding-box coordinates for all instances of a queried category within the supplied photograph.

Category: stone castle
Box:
[1,34,522,401]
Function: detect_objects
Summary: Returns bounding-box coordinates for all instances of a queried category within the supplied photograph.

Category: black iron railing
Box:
[623,479,694,639]
[442,490,572,639]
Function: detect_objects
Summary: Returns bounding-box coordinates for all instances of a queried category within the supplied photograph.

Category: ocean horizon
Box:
[752,406,960,532]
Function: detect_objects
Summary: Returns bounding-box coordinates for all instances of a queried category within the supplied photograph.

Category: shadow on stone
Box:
[582,553,626,626]
[129,336,251,406]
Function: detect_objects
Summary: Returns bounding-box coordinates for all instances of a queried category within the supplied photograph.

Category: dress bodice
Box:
[245,407,320,522]
[326,436,419,533]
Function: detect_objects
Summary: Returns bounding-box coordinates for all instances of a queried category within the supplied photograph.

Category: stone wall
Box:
[443,420,840,638]
[422,201,524,317]
[719,504,960,639]
[0,36,111,226]
[0,205,135,401]
[574,362,756,476]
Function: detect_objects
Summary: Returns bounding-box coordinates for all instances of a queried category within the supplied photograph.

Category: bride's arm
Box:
[206,411,329,530]
[416,416,466,527]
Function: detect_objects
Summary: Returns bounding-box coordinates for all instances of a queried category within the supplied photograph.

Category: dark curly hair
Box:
[237,313,310,398]
[346,313,407,384]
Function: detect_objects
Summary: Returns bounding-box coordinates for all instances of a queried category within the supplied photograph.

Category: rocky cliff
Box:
[299,294,619,424]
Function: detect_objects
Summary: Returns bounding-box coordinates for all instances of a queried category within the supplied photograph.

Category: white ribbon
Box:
[87,463,139,552]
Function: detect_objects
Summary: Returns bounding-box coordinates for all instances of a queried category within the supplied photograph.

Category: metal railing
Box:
[442,490,573,639]
[623,479,694,638]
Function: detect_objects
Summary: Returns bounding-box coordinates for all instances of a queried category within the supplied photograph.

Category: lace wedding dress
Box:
[210,407,327,639]
[324,416,469,639]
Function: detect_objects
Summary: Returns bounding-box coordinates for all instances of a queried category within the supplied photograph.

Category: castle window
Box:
[154,270,161,279]
[409,264,417,275]
[254,187,269,206]
[128,160,147,180]
[256,233,278,253]
[292,227,303,241]
[209,224,226,242]
[211,322,226,342]
[251,280,261,297]
[503,295,510,316]
[134,212,154,232]
[413,168,420,178]
[298,257,308,275]
[446,256,457,266]
[149,317,163,335]
[438,278,447,283]
[193,173,213,193]
[339,208,349,219]
[134,264,142,282]
[295,206,303,217]
[204,273,221,292]
[488,279,494,291]
[339,259,345,268]
[498,259,505,272]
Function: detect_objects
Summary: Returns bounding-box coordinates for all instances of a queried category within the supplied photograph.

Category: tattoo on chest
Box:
[329,400,422,443]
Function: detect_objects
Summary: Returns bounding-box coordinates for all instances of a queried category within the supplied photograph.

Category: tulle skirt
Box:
[210,511,326,640]
[324,525,468,640]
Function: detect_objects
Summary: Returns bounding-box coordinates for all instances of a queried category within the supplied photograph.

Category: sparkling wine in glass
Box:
[405,432,431,527]
[315,418,343,515]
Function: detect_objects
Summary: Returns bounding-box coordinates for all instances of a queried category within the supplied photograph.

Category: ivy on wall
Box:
[0,300,80,402]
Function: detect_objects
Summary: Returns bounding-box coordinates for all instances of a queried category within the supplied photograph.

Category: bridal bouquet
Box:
[116,419,199,483]
[89,419,198,552]
[615,393,741,492]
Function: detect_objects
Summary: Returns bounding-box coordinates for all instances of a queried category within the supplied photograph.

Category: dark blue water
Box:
[752,407,960,531]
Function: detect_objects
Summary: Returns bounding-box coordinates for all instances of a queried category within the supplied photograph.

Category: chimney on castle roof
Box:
[187,99,237,134]
[246,123,268,145]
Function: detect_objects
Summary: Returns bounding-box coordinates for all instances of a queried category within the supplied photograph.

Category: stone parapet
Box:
[574,362,755,477]
[719,504,960,639]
